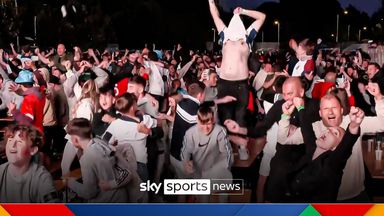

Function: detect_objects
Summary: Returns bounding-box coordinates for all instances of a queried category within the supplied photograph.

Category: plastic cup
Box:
[376,150,383,160]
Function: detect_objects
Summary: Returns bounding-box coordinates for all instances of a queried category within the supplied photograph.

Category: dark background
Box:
[0,0,383,50]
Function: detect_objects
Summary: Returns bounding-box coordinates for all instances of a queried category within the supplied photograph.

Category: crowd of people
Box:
[1,0,384,203]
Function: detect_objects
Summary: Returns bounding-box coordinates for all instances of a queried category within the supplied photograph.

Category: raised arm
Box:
[92,65,109,88]
[178,57,195,78]
[0,62,9,82]
[328,107,362,171]
[73,47,81,62]
[88,48,100,66]
[0,50,10,80]
[63,62,78,98]
[10,43,18,57]
[208,0,226,32]
[237,8,266,33]
[35,48,51,65]
[277,100,304,145]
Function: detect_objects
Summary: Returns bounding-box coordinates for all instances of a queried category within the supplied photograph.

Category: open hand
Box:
[8,83,19,92]
[88,48,95,56]
[48,48,55,55]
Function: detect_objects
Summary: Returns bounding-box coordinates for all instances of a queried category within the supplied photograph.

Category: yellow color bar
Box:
[0,206,10,216]
[365,205,384,216]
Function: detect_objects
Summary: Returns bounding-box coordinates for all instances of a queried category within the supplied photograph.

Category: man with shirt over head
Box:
[208,0,265,127]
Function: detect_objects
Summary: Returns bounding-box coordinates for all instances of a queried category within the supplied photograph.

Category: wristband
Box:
[296,105,305,112]
[281,114,290,120]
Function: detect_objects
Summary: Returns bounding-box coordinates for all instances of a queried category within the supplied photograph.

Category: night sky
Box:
[245,0,382,16]
[1,0,382,48]
[339,0,381,16]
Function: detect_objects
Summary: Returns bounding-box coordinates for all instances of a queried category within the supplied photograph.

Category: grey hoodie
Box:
[67,138,130,203]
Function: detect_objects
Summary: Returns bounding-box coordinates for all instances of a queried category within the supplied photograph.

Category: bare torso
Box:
[220,40,250,81]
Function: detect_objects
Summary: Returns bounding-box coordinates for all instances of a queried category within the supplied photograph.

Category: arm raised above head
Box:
[208,0,226,33]
[240,8,266,33]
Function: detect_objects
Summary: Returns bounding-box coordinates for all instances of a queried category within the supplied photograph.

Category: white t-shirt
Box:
[144,61,165,96]
[104,115,157,164]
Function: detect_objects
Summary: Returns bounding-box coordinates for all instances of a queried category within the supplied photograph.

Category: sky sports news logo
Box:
[140,179,244,195]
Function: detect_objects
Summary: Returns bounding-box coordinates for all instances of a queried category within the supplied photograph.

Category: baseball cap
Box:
[15,70,34,84]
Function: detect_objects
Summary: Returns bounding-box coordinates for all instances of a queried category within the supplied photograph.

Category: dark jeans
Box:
[43,125,66,156]
[217,78,249,127]
[137,162,149,182]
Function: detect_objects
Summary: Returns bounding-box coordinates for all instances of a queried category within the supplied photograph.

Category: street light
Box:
[343,10,350,41]
[358,27,367,41]
[337,10,349,43]
[274,20,280,47]
[15,0,20,51]
[347,24,350,41]
[336,14,339,43]
[261,31,264,43]
[211,28,216,43]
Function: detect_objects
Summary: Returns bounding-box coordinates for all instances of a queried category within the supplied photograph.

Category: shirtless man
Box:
[208,0,265,127]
